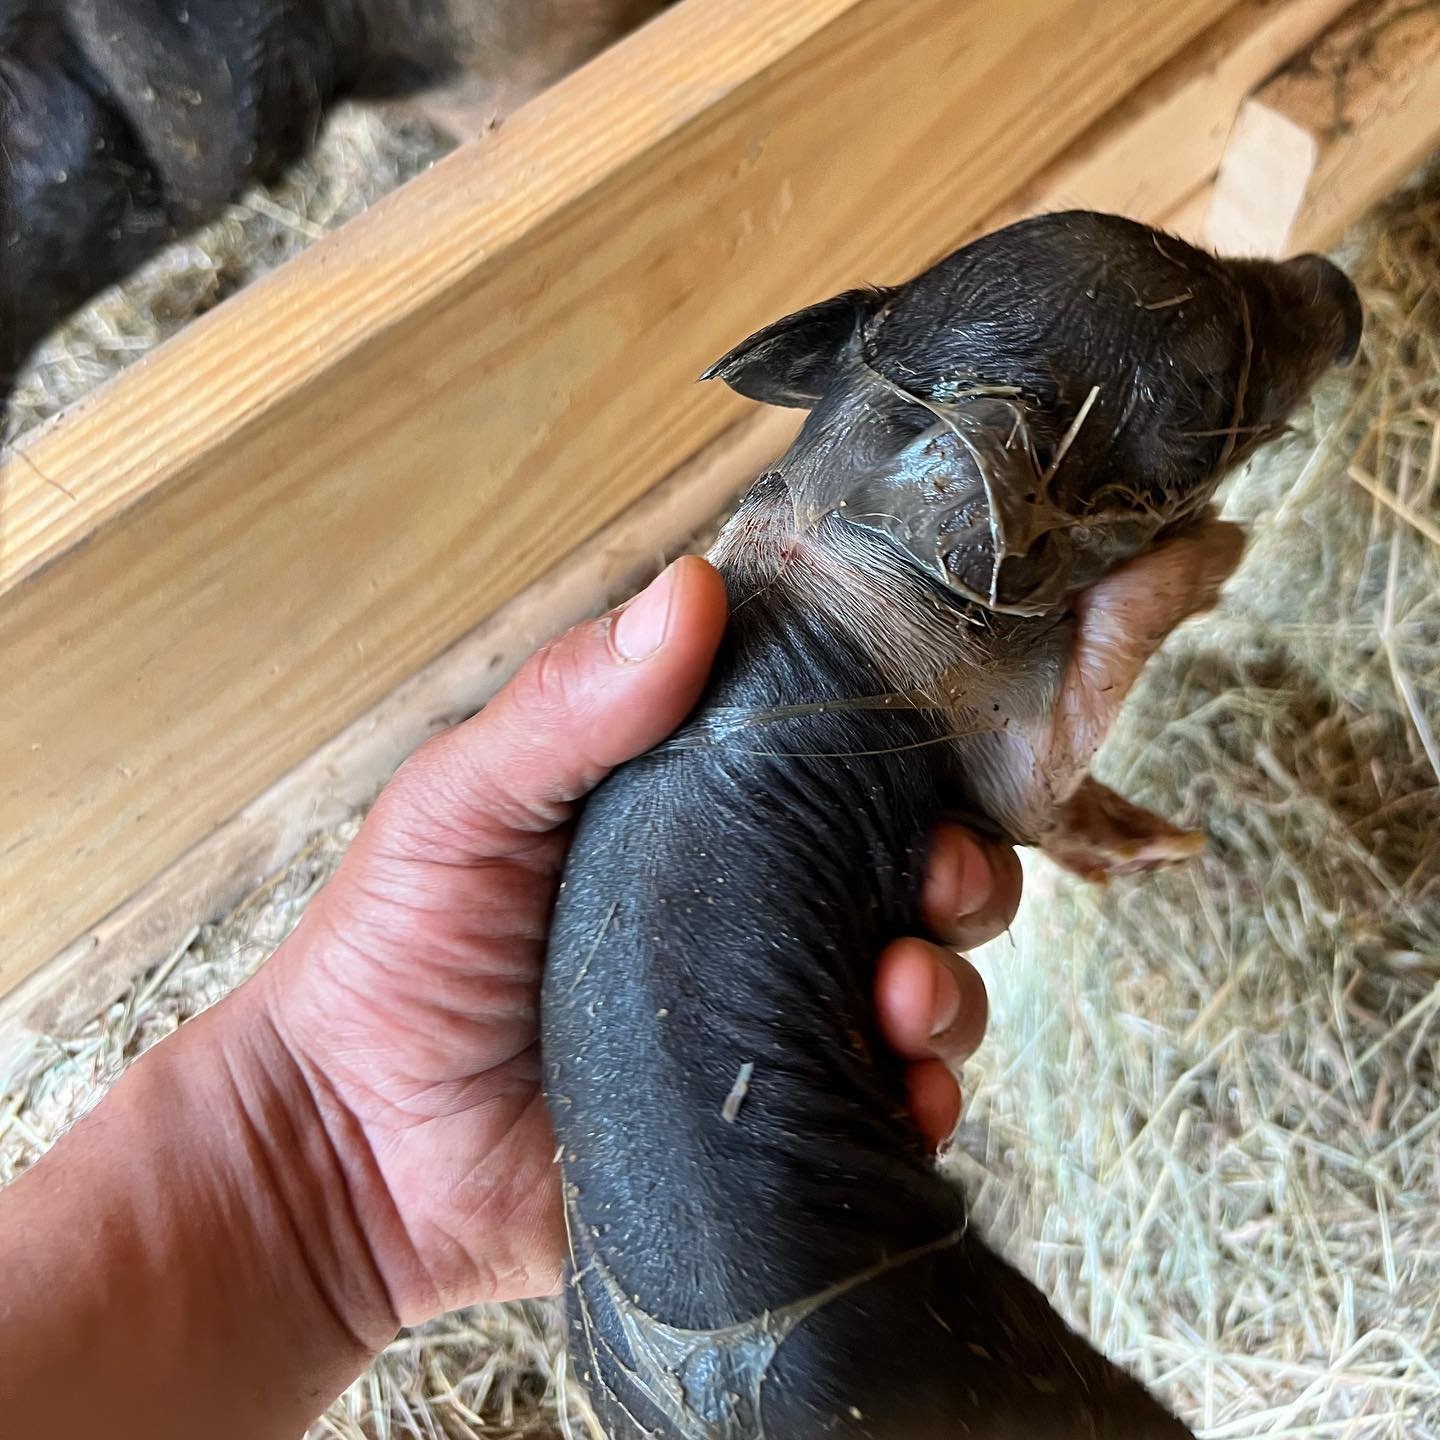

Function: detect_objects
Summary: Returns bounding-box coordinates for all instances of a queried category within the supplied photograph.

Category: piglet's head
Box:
[704,211,1361,614]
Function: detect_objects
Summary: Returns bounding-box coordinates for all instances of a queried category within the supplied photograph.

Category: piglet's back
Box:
[542,557,1190,1438]
[542,212,1360,1437]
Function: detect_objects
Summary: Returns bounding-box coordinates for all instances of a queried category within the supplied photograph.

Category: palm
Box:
[271,825,572,1318]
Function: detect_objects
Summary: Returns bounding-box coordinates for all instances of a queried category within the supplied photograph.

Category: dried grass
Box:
[951,183,1440,1438]
[2,125,1439,1437]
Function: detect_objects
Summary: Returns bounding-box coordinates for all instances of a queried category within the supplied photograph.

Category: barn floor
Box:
[1,104,1438,1438]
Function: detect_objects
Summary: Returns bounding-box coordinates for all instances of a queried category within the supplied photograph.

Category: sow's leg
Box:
[0,0,666,413]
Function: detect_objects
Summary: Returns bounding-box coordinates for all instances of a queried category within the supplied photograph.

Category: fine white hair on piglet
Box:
[544,212,1362,1440]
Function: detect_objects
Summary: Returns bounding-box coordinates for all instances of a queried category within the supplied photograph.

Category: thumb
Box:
[366,556,729,865]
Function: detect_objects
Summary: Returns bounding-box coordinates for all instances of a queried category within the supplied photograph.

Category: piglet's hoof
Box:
[1041,777,1207,883]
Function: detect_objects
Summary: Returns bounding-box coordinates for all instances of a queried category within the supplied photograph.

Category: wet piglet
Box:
[542,213,1361,1438]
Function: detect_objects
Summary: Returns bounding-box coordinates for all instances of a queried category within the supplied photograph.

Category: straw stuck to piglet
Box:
[543,212,1361,1439]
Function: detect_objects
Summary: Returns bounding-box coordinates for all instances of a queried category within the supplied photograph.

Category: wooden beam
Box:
[10,0,1422,1035]
[1205,0,1440,255]
[0,409,799,1066]
[0,0,1236,1001]
[1161,184,1219,247]
[983,0,1356,231]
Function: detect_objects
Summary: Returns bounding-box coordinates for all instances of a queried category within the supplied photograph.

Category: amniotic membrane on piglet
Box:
[542,213,1361,1438]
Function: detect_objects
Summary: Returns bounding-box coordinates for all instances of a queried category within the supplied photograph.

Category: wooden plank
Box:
[1206,0,1440,255]
[984,0,1356,231]
[0,0,1235,1000]
[0,409,799,1068]
[1161,184,1219,247]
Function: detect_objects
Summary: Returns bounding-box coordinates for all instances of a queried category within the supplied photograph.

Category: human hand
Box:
[252,515,1236,1332]
[255,556,1011,1330]
[0,533,1239,1440]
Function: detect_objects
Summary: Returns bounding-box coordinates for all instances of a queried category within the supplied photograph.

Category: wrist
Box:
[207,965,409,1348]
[0,974,394,1438]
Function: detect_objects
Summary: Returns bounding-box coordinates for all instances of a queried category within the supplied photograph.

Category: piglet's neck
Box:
[710,470,1008,752]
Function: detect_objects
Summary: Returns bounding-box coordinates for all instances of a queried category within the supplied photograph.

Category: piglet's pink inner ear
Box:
[699,288,890,409]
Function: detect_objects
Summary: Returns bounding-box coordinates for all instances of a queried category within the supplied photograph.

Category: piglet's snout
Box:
[1281,253,1364,366]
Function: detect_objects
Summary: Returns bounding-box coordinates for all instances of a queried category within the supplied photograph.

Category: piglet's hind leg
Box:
[1035,518,1245,881]
[1040,776,1205,882]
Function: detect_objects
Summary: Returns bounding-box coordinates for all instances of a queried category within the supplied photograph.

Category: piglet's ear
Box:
[699,288,888,408]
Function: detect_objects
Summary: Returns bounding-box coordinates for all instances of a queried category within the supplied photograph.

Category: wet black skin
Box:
[542,214,1361,1439]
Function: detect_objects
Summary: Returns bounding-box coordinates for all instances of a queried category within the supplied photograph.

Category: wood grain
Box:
[983,0,1356,232]
[0,0,1237,998]
[1162,184,1221,247]
[1207,0,1440,255]
[0,408,800,1062]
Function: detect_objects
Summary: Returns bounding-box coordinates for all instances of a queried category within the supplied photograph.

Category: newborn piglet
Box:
[542,212,1360,1438]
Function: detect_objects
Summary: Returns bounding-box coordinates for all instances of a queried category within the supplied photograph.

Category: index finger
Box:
[921,823,1023,950]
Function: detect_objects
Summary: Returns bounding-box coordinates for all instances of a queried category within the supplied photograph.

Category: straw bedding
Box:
[2,108,1437,1437]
